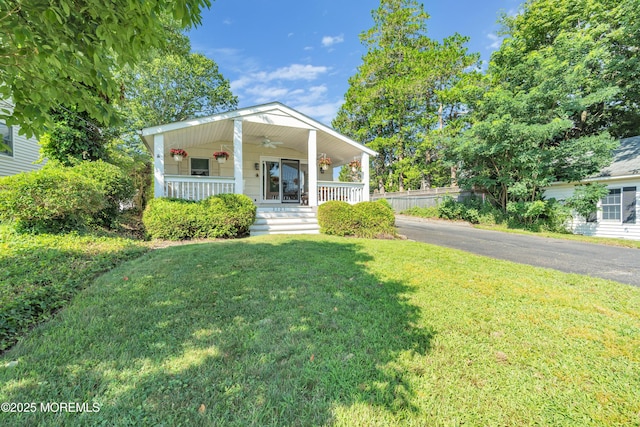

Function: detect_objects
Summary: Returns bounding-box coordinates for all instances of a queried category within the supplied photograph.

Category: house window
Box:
[0,122,13,157]
[190,158,210,176]
[601,187,636,224]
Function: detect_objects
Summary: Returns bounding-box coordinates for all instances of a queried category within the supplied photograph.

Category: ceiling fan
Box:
[261,137,284,149]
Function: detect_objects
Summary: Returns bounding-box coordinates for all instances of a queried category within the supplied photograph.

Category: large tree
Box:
[0,0,211,138]
[454,0,637,210]
[121,52,237,130]
[333,0,478,193]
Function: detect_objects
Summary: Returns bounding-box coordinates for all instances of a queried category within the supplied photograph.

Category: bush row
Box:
[0,161,133,233]
[142,194,256,240]
[402,195,571,232]
[318,199,395,238]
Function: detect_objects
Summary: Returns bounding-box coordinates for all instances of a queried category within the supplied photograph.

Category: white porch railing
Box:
[164,175,235,201]
[317,181,365,204]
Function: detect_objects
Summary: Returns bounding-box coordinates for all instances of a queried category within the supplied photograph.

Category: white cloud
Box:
[486,33,503,50]
[321,34,344,47]
[293,100,344,125]
[231,64,329,90]
[223,18,232,25]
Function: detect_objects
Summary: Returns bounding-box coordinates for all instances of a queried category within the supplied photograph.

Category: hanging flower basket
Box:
[170,148,188,161]
[349,159,361,172]
[213,151,230,163]
[319,157,332,171]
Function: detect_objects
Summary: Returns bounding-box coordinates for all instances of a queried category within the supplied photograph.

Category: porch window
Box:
[190,158,210,176]
[601,187,636,223]
[0,122,12,157]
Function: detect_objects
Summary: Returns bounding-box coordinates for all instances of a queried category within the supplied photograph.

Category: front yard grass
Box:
[0,225,149,351]
[1,235,639,426]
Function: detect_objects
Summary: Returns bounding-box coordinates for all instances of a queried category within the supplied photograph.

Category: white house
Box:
[139,102,377,207]
[545,136,640,240]
[0,103,42,176]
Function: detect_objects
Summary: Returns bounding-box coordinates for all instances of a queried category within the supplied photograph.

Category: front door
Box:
[262,159,302,203]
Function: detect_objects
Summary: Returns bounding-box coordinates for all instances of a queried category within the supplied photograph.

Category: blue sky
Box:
[188,0,522,125]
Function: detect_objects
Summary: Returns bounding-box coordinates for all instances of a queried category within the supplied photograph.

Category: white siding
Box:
[545,178,640,240]
[0,124,42,177]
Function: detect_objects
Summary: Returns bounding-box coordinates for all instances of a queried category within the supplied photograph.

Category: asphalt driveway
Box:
[395,215,640,287]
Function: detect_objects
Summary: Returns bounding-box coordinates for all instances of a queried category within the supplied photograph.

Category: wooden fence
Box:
[371,186,474,212]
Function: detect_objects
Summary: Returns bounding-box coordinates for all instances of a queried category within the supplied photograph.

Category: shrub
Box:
[401,206,440,218]
[317,201,358,236]
[142,194,256,240]
[71,160,134,228]
[353,201,395,237]
[0,166,104,232]
[318,199,395,238]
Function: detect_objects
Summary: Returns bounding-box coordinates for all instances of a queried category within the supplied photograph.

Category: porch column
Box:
[153,134,165,198]
[308,129,318,206]
[233,119,243,195]
[362,152,370,201]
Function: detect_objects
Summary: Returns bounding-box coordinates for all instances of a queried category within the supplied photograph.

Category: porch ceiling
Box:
[140,102,376,166]
[145,118,367,166]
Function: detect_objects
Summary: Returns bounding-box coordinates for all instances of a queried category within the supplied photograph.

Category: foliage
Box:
[0,0,212,138]
[0,166,105,233]
[71,161,135,228]
[317,201,358,236]
[333,0,479,192]
[564,183,610,222]
[401,205,440,218]
[1,235,639,425]
[142,194,256,240]
[454,0,638,210]
[318,200,395,237]
[120,52,237,130]
[0,224,148,352]
[38,107,113,165]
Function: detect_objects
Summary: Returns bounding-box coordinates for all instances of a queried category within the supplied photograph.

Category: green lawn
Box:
[0,225,149,351]
[1,235,639,426]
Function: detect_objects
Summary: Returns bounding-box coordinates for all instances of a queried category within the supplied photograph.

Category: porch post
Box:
[362,152,370,201]
[233,119,243,195]
[153,134,165,198]
[308,129,318,206]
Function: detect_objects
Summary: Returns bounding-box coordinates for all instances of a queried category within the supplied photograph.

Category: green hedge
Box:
[0,162,134,233]
[0,166,105,232]
[142,194,256,240]
[72,160,134,227]
[318,200,395,238]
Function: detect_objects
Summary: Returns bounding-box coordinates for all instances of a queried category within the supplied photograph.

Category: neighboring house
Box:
[0,119,42,177]
[139,102,377,207]
[545,136,640,240]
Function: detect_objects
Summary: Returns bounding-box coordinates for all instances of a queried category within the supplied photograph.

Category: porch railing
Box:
[164,175,235,201]
[317,181,365,204]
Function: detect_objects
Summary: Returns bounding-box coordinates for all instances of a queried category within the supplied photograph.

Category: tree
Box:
[454,0,630,211]
[121,52,238,130]
[333,0,479,193]
[0,0,211,138]
[39,107,113,165]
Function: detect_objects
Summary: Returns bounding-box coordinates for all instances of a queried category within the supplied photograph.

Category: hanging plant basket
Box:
[213,151,230,163]
[170,148,188,161]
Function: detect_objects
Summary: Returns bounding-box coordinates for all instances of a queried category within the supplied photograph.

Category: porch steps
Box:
[250,206,320,236]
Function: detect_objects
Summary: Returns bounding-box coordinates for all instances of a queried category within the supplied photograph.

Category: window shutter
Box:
[622,187,636,224]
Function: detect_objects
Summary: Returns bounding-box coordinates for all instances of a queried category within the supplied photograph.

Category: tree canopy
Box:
[453,0,637,210]
[0,0,211,138]
[333,0,479,193]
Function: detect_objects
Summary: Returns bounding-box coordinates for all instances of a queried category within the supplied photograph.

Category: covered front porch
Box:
[139,102,376,207]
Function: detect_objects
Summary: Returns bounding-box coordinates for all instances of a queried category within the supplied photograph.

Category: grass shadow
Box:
[0,237,433,426]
